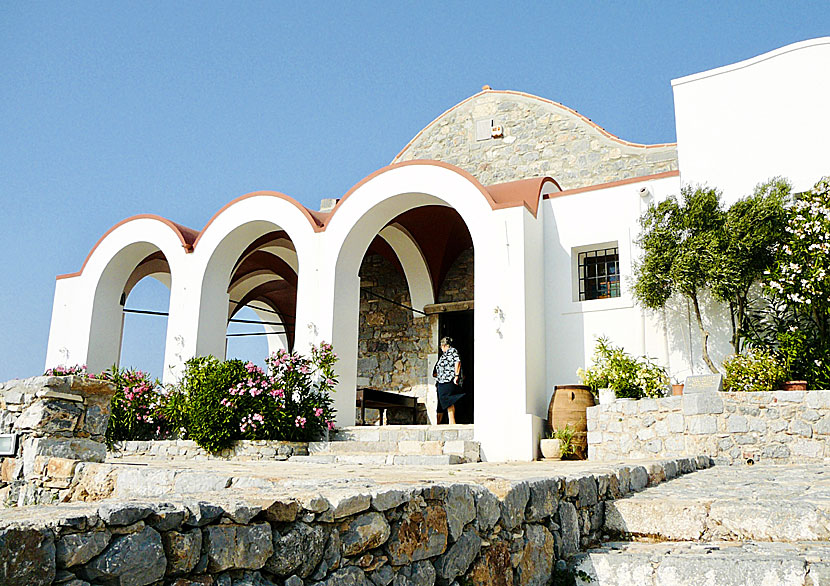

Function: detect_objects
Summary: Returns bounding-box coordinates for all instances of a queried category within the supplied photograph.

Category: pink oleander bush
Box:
[44,364,94,377]
[103,366,173,448]
[169,343,338,452]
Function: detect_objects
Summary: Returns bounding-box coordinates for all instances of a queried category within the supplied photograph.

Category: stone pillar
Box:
[0,375,116,506]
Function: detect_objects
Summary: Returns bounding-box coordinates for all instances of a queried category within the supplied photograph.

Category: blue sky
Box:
[2,2,828,381]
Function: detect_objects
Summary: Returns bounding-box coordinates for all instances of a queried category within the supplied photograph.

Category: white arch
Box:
[186,195,316,362]
[378,223,434,313]
[317,164,498,430]
[46,216,188,375]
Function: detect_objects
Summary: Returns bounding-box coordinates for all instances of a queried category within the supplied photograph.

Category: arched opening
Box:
[340,201,476,426]
[118,251,172,378]
[87,241,175,375]
[198,222,300,365]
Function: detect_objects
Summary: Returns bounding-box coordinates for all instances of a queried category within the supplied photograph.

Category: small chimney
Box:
[320,198,338,212]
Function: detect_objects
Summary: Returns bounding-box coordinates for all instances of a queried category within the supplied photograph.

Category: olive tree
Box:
[711,179,790,353]
[633,186,725,373]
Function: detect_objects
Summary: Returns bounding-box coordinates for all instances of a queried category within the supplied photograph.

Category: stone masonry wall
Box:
[0,455,710,586]
[358,254,434,424]
[0,376,116,507]
[588,390,830,465]
[393,91,678,189]
[436,248,473,304]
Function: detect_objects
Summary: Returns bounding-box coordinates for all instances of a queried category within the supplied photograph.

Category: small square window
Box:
[578,246,620,301]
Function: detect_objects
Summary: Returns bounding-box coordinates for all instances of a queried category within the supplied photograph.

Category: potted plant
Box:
[671,377,684,396]
[577,337,670,401]
[539,436,562,460]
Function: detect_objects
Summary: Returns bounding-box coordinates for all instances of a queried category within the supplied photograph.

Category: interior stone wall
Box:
[357,254,435,424]
[393,91,678,189]
[437,247,474,303]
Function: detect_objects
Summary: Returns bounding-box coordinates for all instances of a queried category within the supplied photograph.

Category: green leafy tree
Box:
[712,179,790,353]
[633,186,726,373]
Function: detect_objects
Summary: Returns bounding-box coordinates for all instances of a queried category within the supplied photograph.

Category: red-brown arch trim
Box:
[323,160,556,225]
[191,190,327,247]
[56,214,198,280]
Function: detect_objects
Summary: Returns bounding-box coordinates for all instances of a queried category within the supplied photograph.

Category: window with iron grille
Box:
[578,247,620,301]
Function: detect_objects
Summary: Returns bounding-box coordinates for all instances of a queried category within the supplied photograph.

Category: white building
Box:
[45,38,830,461]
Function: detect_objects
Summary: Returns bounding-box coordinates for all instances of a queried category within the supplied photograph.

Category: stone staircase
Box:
[568,464,830,585]
[288,424,480,465]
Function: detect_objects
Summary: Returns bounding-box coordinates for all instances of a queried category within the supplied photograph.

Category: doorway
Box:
[438,309,474,423]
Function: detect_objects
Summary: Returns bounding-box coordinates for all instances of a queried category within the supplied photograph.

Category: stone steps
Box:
[602,465,830,543]
[289,424,480,465]
[569,540,830,586]
[562,464,830,584]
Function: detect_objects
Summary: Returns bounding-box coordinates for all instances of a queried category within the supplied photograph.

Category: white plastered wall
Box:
[541,175,707,404]
[673,37,830,203]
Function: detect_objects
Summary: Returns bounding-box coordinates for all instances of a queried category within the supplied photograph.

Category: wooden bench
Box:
[356,387,418,425]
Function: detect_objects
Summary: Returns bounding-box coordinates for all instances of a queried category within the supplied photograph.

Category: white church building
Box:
[45,38,830,461]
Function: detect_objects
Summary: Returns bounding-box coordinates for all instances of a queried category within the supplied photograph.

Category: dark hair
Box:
[440,336,453,347]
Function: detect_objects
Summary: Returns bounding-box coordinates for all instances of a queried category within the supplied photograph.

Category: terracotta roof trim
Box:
[544,170,680,200]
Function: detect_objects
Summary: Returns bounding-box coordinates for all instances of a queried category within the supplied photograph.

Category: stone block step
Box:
[569,541,830,586]
[331,424,474,443]
[288,454,463,465]
[603,465,830,542]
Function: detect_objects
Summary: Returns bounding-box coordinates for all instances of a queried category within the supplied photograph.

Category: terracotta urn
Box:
[782,380,808,391]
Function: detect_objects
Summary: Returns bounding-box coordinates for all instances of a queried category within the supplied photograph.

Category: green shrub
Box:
[174,356,249,453]
[577,337,669,399]
[723,349,786,392]
[168,343,339,453]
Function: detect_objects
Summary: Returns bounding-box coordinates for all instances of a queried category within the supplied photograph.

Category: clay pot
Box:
[548,385,595,459]
[539,438,562,460]
[672,384,684,396]
[782,380,807,391]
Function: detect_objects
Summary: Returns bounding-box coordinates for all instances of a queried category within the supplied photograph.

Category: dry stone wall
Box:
[393,91,678,189]
[0,376,116,507]
[0,456,710,586]
[588,390,830,465]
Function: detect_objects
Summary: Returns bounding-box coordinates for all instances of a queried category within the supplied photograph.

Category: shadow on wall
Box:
[663,291,734,378]
[543,210,586,410]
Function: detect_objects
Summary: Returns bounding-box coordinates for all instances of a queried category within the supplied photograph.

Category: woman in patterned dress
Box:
[434,336,464,424]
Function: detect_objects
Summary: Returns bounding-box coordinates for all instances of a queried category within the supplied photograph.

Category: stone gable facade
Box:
[393,90,678,189]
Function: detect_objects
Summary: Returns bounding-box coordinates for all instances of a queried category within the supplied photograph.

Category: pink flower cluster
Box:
[240,413,264,433]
